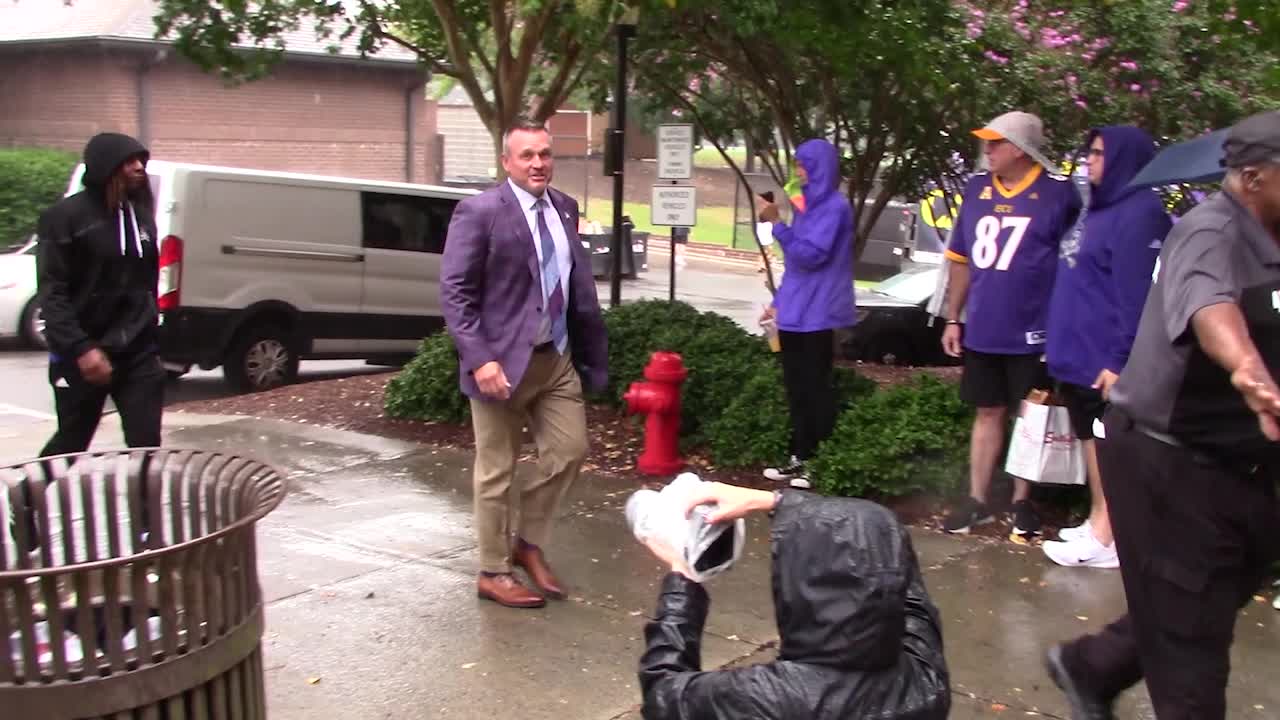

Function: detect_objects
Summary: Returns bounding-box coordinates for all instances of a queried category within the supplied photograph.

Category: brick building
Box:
[0,0,440,184]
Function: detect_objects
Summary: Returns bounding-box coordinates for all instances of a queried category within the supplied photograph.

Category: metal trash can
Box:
[0,449,286,719]
[586,220,648,280]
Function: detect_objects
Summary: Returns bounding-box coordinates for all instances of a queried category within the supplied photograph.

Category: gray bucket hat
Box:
[973,111,1057,171]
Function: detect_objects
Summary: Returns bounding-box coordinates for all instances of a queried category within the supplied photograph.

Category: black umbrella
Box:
[1127,128,1231,188]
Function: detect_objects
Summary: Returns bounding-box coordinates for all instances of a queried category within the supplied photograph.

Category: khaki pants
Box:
[470,348,589,573]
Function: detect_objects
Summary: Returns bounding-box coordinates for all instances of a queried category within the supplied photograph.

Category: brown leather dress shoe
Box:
[477,573,546,608]
[512,543,567,600]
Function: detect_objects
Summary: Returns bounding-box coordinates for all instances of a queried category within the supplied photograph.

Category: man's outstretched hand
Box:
[680,482,778,525]
[1231,361,1280,441]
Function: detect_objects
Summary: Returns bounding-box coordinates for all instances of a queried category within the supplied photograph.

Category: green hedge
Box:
[383,332,471,424]
[0,148,77,247]
[602,299,769,446]
[809,374,973,498]
[380,302,970,500]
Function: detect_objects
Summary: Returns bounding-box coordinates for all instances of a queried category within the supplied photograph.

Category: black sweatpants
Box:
[40,350,165,457]
[779,329,837,461]
[1061,408,1278,719]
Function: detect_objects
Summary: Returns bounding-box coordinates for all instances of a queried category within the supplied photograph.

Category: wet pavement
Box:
[2,414,1277,719]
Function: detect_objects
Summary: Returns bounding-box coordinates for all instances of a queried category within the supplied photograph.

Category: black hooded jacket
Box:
[36,133,159,360]
[639,491,950,720]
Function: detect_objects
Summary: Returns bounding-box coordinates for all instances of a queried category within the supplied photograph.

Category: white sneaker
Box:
[788,476,812,489]
[764,456,804,482]
[1043,533,1120,569]
[1058,520,1092,543]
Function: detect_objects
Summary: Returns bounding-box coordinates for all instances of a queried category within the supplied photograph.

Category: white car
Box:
[0,236,43,348]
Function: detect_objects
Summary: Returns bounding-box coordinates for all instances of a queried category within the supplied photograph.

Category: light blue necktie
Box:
[535,199,568,352]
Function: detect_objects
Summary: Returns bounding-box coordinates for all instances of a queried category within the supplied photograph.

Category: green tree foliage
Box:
[152,0,630,161]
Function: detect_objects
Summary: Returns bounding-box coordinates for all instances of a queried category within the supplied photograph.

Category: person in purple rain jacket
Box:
[755,139,857,490]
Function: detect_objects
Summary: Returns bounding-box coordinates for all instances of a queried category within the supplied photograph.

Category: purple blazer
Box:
[440,181,609,400]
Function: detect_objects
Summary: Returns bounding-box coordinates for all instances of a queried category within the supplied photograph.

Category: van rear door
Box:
[357,190,455,353]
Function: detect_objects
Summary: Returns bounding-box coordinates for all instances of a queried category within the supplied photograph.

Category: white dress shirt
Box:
[508,179,572,345]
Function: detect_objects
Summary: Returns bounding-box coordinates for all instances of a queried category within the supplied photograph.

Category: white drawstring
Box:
[117,202,142,257]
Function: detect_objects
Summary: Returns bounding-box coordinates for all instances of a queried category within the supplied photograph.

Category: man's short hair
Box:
[502,118,550,156]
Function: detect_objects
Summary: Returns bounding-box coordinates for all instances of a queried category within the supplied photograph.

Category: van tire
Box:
[20,300,47,350]
[223,324,299,393]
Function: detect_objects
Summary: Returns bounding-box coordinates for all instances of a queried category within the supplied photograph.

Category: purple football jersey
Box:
[945,166,1082,354]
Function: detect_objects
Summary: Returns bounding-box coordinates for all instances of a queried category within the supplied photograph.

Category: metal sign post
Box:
[653,124,696,302]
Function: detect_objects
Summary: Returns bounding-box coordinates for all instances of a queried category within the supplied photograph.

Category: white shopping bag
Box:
[1004,399,1086,485]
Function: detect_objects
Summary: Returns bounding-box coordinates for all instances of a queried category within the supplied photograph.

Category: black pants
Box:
[779,329,836,461]
[1061,409,1278,719]
[40,350,165,457]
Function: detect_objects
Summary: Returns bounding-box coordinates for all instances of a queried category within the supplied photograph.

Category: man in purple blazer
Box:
[440,118,609,609]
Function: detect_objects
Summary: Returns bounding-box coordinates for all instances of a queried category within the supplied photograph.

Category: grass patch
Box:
[585,201,749,248]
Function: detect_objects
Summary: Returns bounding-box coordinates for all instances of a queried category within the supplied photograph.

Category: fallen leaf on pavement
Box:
[306,677,321,685]
[461,662,477,670]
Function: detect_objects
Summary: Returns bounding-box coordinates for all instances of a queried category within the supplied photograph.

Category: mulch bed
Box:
[168,361,1077,537]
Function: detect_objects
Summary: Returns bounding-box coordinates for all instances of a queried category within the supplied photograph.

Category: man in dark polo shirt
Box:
[1045,110,1280,720]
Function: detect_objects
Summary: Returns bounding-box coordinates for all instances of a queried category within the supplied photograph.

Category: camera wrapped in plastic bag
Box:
[624,473,746,583]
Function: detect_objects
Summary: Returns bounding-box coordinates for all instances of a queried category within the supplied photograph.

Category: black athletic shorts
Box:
[960,350,1050,409]
[1059,382,1107,440]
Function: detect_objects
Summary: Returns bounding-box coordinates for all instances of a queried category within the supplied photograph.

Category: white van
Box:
[64,160,477,392]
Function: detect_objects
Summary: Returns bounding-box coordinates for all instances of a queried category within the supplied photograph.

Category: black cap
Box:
[1222,110,1280,168]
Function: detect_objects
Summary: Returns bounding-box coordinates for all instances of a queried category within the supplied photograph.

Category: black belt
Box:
[1106,407,1272,479]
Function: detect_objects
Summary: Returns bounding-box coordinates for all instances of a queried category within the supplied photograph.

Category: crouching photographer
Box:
[632,481,950,720]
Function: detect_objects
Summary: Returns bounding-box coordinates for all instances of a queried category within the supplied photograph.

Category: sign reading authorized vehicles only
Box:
[651,186,697,227]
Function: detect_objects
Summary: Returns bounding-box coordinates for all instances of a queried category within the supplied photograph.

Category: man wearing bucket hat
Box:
[940,111,1083,537]
[1045,110,1280,719]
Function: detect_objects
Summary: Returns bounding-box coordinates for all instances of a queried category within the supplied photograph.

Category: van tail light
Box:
[157,234,183,312]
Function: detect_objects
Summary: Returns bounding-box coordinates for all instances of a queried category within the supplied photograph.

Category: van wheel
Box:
[870,335,912,366]
[20,300,47,350]
[224,325,299,393]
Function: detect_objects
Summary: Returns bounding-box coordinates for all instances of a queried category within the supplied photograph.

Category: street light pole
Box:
[608,17,637,308]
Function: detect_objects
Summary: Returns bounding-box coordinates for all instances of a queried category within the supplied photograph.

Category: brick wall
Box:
[0,45,439,184]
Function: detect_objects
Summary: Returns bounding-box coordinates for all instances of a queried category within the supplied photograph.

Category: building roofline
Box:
[0,35,426,73]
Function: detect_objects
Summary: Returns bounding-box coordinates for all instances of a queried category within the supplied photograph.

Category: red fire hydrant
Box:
[623,351,689,476]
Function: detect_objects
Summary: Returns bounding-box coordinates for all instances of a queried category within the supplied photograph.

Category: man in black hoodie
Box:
[637,483,950,720]
[35,132,163,457]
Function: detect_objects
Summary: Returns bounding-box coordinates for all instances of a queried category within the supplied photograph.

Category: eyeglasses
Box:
[1087,148,1105,157]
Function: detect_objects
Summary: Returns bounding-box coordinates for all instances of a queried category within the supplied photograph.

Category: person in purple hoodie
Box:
[756,139,857,489]
[1042,126,1171,569]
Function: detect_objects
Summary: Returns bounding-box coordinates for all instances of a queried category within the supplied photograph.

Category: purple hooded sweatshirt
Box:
[1046,126,1172,388]
[771,139,857,332]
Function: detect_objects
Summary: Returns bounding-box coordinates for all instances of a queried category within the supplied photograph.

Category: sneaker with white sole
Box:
[788,476,812,489]
[942,497,994,534]
[1043,532,1120,569]
[1058,520,1092,543]
[764,456,804,482]
[1012,499,1042,537]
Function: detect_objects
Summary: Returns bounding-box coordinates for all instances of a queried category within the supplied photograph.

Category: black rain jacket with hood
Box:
[36,133,159,361]
[639,491,950,720]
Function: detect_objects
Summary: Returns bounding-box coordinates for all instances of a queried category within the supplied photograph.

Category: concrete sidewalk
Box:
[2,414,1276,719]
